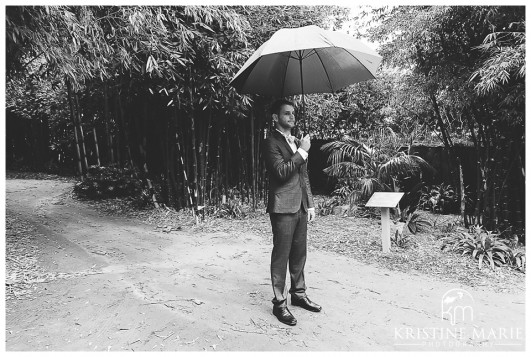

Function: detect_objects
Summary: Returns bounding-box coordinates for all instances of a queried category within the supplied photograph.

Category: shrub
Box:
[215,199,246,219]
[321,134,432,205]
[511,251,526,273]
[316,196,343,216]
[441,227,513,269]
[404,212,432,234]
[73,166,143,200]
[419,183,459,214]
[392,230,416,249]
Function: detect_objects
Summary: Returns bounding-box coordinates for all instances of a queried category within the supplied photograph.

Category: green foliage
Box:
[215,199,247,219]
[73,166,143,200]
[441,226,514,270]
[419,184,459,214]
[316,196,343,216]
[470,17,525,105]
[434,217,462,235]
[321,131,432,204]
[392,229,415,249]
[236,5,351,49]
[404,212,432,234]
[359,5,525,235]
[511,251,526,273]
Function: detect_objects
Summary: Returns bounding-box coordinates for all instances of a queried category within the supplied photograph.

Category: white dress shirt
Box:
[275,129,308,160]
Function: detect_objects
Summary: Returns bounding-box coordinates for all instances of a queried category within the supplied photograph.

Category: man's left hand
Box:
[308,208,316,222]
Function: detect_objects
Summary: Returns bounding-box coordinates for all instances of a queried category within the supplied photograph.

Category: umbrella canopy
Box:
[230,25,382,97]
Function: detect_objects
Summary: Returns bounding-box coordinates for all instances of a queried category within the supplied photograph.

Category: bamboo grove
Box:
[5,5,349,213]
[5,5,525,236]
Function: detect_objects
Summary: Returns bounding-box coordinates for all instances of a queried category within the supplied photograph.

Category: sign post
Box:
[365,192,404,253]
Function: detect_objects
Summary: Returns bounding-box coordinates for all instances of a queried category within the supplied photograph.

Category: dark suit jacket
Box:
[262,130,314,214]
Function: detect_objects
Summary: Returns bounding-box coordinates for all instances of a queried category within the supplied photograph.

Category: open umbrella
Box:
[229,25,382,131]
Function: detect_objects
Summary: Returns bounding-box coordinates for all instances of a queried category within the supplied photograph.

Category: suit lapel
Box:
[272,130,295,155]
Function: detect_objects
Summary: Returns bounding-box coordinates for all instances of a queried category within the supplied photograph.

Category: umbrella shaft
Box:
[298,55,307,133]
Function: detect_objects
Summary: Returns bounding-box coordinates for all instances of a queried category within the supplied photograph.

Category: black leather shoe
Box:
[273,305,297,326]
[291,296,322,312]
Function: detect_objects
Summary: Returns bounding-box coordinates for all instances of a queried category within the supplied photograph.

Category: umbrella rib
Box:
[343,49,377,80]
[280,52,292,97]
[314,48,334,92]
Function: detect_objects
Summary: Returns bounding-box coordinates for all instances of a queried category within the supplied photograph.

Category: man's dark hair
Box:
[271,99,295,116]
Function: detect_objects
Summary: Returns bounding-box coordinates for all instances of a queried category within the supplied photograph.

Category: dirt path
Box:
[4,179,526,351]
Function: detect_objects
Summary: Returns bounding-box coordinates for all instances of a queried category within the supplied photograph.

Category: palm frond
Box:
[359,177,382,200]
[321,137,367,165]
[323,162,365,178]
[378,154,432,182]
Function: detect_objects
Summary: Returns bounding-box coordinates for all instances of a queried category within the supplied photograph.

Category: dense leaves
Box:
[321,131,432,203]
[441,226,521,270]
[357,6,525,233]
[5,5,525,239]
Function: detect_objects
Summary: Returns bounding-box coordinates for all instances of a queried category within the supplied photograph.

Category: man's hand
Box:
[299,134,311,152]
[308,208,315,222]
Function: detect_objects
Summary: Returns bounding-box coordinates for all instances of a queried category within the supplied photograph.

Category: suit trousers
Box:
[269,208,307,307]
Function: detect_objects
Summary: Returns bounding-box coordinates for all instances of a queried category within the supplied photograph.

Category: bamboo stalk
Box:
[113,100,122,166]
[250,109,256,210]
[236,120,246,203]
[93,127,101,167]
[117,91,134,169]
[224,123,230,198]
[139,134,159,209]
[216,122,223,205]
[65,79,84,179]
[165,115,174,207]
[203,108,212,208]
[189,84,200,224]
[74,93,89,171]
[176,132,196,221]
[103,82,114,164]
[197,114,205,209]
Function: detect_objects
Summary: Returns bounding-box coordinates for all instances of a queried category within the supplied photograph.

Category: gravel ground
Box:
[5,171,525,297]
[88,195,526,295]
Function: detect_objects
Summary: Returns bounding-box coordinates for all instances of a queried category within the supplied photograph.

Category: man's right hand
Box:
[300,134,311,152]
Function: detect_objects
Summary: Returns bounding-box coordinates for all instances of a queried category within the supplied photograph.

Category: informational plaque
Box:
[365,192,404,253]
[365,192,404,208]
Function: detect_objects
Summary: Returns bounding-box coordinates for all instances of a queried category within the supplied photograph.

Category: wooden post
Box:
[365,192,404,253]
[380,207,391,253]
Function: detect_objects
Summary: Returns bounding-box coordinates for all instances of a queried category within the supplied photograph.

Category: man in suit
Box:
[262,98,322,326]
